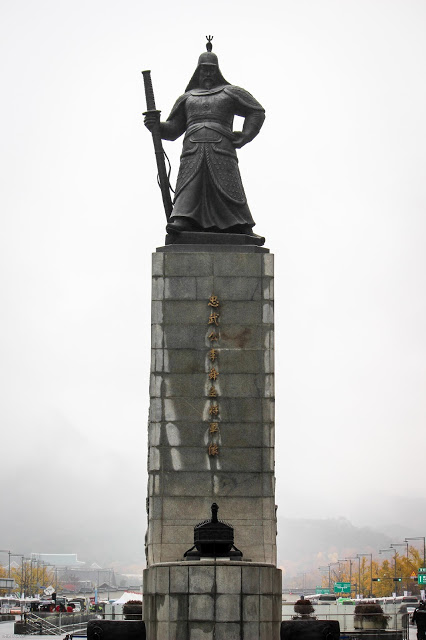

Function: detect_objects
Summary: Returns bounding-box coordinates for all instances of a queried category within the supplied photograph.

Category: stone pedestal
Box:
[143,561,282,640]
[147,245,276,564]
[145,245,280,637]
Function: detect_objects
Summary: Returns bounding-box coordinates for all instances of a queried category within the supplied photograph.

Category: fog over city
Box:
[1,0,426,576]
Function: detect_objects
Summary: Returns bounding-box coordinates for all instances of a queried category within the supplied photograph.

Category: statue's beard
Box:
[201,77,214,90]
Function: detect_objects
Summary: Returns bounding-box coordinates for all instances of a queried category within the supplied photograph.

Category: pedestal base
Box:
[143,561,282,639]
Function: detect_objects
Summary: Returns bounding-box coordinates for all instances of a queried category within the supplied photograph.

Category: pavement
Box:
[0,619,70,640]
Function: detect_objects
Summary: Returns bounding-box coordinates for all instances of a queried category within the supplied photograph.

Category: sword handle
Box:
[142,70,156,111]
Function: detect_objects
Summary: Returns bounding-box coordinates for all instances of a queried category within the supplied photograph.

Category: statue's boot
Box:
[166,216,197,233]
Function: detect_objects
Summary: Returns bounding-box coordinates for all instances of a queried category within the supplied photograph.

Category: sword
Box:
[142,70,173,220]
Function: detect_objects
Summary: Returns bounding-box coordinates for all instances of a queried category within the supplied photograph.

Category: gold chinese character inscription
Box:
[208,311,219,326]
[209,422,219,433]
[209,367,219,381]
[208,331,219,342]
[208,295,220,308]
[208,443,219,456]
[209,348,218,362]
[209,405,219,416]
[208,386,217,397]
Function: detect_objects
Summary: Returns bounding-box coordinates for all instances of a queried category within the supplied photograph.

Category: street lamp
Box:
[318,566,330,591]
[379,548,398,595]
[391,543,409,593]
[405,537,426,567]
[0,550,11,577]
[357,553,373,597]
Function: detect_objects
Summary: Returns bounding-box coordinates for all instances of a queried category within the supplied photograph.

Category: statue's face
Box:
[199,64,218,90]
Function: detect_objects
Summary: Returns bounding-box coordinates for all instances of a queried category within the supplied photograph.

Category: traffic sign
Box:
[334,582,351,593]
[418,574,426,585]
[316,587,330,594]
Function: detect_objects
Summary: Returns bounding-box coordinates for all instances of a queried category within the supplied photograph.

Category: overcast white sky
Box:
[1,0,426,569]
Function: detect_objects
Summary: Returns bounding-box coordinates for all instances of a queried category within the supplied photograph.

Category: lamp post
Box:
[380,548,398,595]
[343,558,355,597]
[328,562,341,593]
[0,550,11,577]
[318,566,330,591]
[357,553,373,597]
[391,543,409,594]
[405,537,426,567]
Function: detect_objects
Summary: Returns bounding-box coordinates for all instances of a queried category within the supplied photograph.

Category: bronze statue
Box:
[144,38,265,243]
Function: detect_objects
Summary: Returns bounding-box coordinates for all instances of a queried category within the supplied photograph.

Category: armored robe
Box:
[159,84,265,231]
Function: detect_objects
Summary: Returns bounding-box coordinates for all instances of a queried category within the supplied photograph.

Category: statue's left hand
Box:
[232,132,247,149]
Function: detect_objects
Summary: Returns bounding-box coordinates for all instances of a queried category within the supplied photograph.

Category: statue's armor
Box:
[161,85,264,230]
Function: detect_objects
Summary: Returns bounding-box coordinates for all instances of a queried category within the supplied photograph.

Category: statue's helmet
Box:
[197,51,219,66]
[185,46,229,91]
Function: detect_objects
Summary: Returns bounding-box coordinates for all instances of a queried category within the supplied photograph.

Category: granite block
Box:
[169,594,188,621]
[188,594,214,620]
[213,471,264,497]
[170,566,189,594]
[156,567,170,595]
[214,349,263,373]
[211,447,262,473]
[164,276,197,299]
[262,253,274,276]
[148,447,160,472]
[215,594,241,621]
[149,374,162,398]
[262,447,275,472]
[218,300,262,325]
[149,398,162,422]
[213,252,261,277]
[243,594,260,621]
[163,301,208,325]
[169,621,188,640]
[156,594,170,621]
[213,276,261,301]
[148,422,161,446]
[189,565,215,594]
[242,566,260,594]
[263,278,274,300]
[194,276,214,299]
[163,324,206,349]
[152,252,164,276]
[262,302,274,324]
[264,350,274,374]
[260,621,273,640]
[152,300,163,323]
[148,496,163,519]
[151,324,163,348]
[164,253,213,276]
[243,621,260,640]
[214,622,241,639]
[218,325,262,349]
[215,565,241,594]
[152,277,165,300]
[260,567,273,594]
[161,349,204,374]
[161,471,213,496]
[273,568,282,597]
[188,622,214,640]
[155,621,169,638]
[260,595,273,621]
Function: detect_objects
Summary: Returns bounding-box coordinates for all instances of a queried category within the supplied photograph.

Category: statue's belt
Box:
[185,122,235,143]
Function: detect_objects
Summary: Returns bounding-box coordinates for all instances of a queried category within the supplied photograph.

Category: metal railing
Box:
[281,611,409,640]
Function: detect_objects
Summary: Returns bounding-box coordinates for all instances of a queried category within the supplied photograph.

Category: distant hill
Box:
[277,516,392,581]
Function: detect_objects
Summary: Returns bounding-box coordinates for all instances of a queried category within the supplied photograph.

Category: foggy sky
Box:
[1,0,426,573]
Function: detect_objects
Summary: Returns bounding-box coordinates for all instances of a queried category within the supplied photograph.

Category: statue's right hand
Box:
[143,111,160,132]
